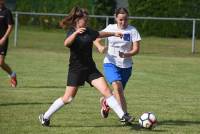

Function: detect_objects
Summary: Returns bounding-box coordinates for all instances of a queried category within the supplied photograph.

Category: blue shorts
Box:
[103,63,132,88]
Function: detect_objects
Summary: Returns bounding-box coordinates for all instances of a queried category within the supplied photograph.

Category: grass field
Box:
[0,27,200,134]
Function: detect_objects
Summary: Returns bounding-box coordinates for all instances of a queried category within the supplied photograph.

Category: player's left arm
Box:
[119,41,140,58]
[0,24,13,45]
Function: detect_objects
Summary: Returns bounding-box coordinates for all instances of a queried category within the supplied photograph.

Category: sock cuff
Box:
[106,95,118,107]
[58,98,65,105]
[106,95,124,118]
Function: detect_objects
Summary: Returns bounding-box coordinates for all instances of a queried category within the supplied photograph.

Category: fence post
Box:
[192,19,196,54]
[105,16,109,45]
[14,12,18,47]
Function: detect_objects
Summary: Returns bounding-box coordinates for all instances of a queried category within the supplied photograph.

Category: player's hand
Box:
[75,28,86,35]
[114,32,123,38]
[99,46,108,53]
[119,51,126,58]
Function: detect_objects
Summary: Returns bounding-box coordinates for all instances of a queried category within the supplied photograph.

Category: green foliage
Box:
[15,0,115,30]
[93,0,116,15]
[16,0,91,13]
[15,0,200,37]
[90,0,116,30]
[129,0,200,38]
[16,0,94,29]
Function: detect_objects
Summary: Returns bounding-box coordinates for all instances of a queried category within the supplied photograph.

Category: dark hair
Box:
[115,7,129,17]
[60,7,88,29]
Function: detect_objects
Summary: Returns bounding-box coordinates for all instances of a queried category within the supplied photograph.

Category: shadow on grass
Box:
[129,119,200,132]
[0,102,52,106]
[0,85,64,89]
[51,124,122,128]
[128,120,200,132]
[159,120,200,126]
[129,123,166,132]
[52,122,166,132]
[19,85,65,89]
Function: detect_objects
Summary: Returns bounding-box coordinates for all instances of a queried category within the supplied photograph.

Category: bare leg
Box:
[112,81,127,113]
[62,86,78,103]
[91,77,112,97]
[43,86,78,120]
[0,55,12,75]
[91,77,124,119]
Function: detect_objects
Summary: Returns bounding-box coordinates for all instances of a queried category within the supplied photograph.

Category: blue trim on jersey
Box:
[103,63,132,88]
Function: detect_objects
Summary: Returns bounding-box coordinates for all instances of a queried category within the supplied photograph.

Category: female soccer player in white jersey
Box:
[94,7,141,119]
[39,7,133,127]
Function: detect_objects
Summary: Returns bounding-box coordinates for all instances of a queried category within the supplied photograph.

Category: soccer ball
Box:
[139,112,157,129]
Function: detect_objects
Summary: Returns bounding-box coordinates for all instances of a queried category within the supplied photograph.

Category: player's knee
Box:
[103,88,113,97]
[112,81,123,91]
[63,96,73,104]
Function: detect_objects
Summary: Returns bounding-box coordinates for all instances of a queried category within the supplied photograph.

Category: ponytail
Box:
[60,7,88,29]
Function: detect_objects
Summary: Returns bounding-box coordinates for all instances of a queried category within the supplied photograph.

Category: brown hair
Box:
[115,7,129,17]
[60,7,88,29]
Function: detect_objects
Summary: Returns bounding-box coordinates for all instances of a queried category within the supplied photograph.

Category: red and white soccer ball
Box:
[139,112,157,129]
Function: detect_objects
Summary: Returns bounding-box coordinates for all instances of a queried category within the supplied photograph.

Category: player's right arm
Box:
[93,38,107,53]
[64,28,86,47]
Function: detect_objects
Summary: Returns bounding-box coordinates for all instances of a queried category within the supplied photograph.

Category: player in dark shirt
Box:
[39,7,134,127]
[0,0,17,87]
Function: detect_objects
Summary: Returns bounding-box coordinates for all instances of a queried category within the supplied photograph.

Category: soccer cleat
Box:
[10,72,17,88]
[39,114,50,127]
[100,97,110,118]
[120,113,134,125]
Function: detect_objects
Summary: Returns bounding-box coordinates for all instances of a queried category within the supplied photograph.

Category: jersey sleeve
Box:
[89,28,99,41]
[131,28,141,43]
[6,9,14,25]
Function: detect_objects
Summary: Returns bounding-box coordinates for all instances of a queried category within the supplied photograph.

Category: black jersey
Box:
[66,27,99,71]
[0,6,14,38]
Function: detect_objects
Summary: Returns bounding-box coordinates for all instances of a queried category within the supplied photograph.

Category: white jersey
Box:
[102,24,141,68]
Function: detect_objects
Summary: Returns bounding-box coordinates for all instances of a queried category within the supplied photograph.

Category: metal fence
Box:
[13,11,200,54]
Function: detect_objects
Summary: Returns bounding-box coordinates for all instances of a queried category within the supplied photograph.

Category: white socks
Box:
[106,95,124,119]
[43,95,124,120]
[44,98,65,120]
[9,72,16,78]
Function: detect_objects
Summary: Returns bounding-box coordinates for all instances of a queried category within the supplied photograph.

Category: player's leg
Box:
[101,64,132,118]
[39,69,86,126]
[91,77,123,118]
[91,77,133,124]
[0,54,17,87]
[119,67,132,112]
[100,63,124,117]
[112,81,127,113]
[0,55,12,74]
[106,64,132,113]
[39,86,78,126]
[120,67,132,90]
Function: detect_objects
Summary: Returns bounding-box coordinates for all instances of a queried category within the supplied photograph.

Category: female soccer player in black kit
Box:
[0,0,17,87]
[39,7,133,126]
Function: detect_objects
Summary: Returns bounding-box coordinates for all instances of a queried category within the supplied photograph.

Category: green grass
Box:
[0,27,200,134]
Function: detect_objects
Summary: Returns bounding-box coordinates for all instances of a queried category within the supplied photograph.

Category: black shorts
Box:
[67,67,103,87]
[0,39,8,56]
